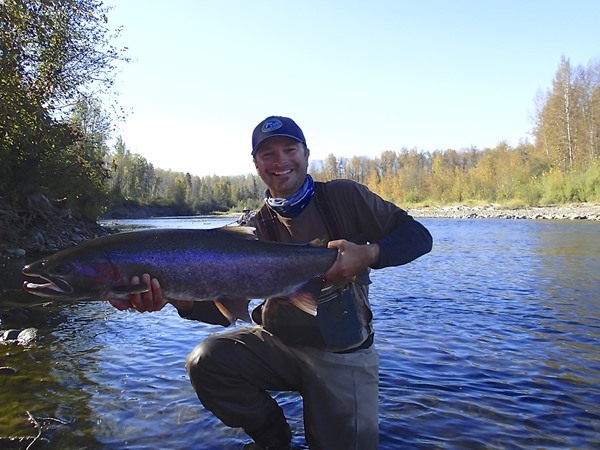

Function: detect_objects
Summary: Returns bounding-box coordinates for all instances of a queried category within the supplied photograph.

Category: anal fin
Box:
[287,277,324,316]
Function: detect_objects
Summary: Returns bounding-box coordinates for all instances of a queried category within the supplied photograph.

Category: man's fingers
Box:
[108,274,161,313]
[112,274,165,313]
[150,278,164,304]
[129,275,146,311]
[109,298,133,311]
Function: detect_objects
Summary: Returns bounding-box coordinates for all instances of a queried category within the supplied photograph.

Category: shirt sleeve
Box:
[371,209,433,268]
[329,180,433,269]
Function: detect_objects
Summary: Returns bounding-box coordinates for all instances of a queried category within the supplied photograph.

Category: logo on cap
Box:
[261,118,283,133]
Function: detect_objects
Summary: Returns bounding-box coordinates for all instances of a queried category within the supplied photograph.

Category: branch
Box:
[25,411,68,450]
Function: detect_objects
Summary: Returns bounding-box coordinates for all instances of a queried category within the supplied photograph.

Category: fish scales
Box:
[22,227,338,321]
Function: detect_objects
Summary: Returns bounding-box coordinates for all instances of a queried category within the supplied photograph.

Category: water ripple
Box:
[1,218,599,449]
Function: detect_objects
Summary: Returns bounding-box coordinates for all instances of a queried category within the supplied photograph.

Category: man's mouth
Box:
[272,169,292,176]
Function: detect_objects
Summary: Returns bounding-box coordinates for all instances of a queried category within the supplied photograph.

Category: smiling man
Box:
[183,116,433,449]
[114,116,432,449]
[252,118,309,199]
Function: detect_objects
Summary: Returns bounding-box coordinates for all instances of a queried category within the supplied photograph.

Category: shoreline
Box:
[407,203,600,221]
[2,203,599,261]
[1,203,598,301]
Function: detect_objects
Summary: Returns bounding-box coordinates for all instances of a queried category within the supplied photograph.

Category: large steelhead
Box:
[22,227,337,323]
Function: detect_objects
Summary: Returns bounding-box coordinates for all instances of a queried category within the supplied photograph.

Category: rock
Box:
[0,328,39,346]
[0,366,18,374]
[71,231,84,243]
[25,229,45,251]
[5,248,26,257]
[17,327,38,346]
[0,229,18,243]
[408,203,600,220]
[1,329,21,342]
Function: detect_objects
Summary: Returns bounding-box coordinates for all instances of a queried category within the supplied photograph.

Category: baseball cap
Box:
[251,116,306,156]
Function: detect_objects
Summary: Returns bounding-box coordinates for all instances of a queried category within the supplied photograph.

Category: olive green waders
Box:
[185,326,379,450]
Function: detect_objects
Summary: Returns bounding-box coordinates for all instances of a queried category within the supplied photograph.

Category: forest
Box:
[1,0,599,223]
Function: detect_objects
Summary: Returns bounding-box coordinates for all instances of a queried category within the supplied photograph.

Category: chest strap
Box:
[257,182,342,242]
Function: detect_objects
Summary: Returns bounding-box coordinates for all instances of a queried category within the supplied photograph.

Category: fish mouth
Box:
[21,270,74,298]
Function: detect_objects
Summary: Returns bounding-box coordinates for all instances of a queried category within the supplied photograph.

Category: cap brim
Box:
[252,134,304,155]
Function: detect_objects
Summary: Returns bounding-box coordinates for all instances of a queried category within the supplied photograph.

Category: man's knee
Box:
[185,335,224,381]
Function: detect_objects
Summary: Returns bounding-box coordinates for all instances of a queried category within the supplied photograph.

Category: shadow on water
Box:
[1,217,599,449]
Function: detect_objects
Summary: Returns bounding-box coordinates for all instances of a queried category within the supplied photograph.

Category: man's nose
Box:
[271,149,285,164]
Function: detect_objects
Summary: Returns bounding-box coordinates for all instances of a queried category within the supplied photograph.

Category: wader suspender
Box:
[257,182,342,242]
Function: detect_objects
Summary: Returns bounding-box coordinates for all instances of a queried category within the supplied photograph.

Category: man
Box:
[237,206,253,225]
[111,116,432,449]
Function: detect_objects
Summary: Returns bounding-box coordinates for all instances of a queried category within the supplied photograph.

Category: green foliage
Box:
[40,139,110,220]
[2,6,597,225]
[0,0,127,219]
[583,161,600,201]
[536,161,600,204]
[104,144,266,214]
[104,121,598,216]
[308,139,598,209]
[534,57,600,172]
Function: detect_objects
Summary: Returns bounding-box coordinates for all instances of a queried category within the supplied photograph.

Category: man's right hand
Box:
[108,273,195,315]
[109,273,179,313]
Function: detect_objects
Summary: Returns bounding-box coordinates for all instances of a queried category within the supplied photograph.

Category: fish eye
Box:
[54,263,73,276]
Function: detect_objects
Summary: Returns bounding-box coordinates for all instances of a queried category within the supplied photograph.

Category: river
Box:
[1,217,599,449]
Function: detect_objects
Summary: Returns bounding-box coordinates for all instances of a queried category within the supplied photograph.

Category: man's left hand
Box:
[322,239,380,284]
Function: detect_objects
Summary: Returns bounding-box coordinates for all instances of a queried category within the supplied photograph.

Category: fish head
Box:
[22,251,117,300]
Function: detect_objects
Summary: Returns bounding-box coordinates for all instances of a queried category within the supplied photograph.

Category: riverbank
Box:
[0,209,114,302]
[0,196,192,262]
[0,208,114,261]
[408,203,600,221]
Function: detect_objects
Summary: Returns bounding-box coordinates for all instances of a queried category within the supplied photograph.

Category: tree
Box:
[43,96,113,219]
[109,135,128,199]
[533,57,600,172]
[344,156,370,184]
[534,57,574,170]
[0,0,127,216]
[322,154,342,181]
[578,59,600,163]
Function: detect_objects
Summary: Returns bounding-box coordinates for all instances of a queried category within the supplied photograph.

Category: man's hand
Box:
[322,240,380,284]
[108,273,193,314]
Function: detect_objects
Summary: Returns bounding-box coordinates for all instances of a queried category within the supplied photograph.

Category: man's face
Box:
[253,136,309,199]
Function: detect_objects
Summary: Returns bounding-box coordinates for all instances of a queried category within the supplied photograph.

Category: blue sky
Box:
[106,0,600,177]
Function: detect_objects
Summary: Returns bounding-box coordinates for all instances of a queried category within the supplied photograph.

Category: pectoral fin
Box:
[214,297,252,323]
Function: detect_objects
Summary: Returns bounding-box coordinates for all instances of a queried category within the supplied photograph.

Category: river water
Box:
[1,217,599,449]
